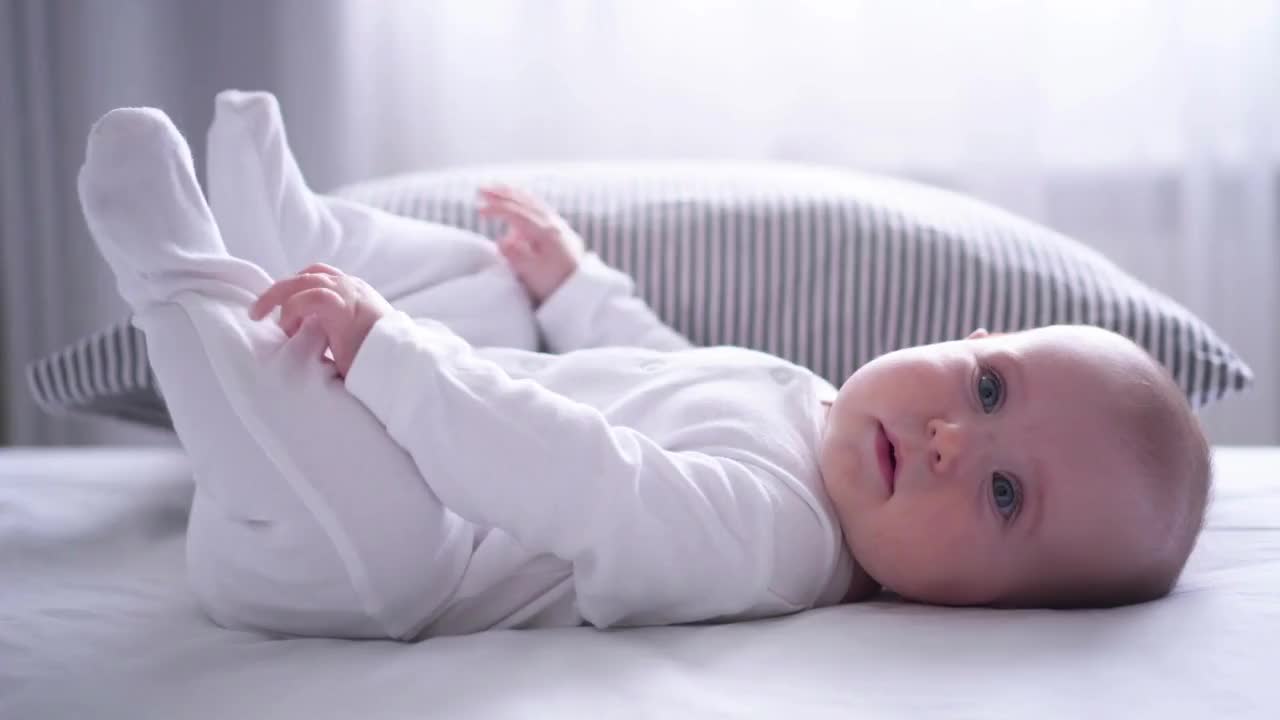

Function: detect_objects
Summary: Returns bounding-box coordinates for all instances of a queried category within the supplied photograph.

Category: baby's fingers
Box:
[477,193,531,221]
[297,262,343,277]
[480,184,549,212]
[478,185,525,206]
[504,186,552,212]
[279,287,346,337]
[478,187,551,223]
[480,198,549,238]
[250,273,337,320]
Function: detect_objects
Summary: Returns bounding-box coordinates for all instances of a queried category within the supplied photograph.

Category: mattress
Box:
[2,446,1277,719]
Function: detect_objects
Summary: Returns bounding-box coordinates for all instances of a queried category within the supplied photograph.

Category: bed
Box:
[2,445,1276,719]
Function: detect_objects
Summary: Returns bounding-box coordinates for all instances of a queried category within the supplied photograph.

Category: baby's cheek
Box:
[873,500,978,583]
[818,432,862,502]
[849,509,917,583]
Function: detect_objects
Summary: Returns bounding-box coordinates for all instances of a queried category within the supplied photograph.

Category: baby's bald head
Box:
[999,334,1211,608]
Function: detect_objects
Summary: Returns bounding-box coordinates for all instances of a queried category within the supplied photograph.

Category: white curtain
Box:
[2,0,1277,445]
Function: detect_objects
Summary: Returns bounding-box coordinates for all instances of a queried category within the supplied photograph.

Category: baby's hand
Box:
[250,263,394,377]
[477,185,585,305]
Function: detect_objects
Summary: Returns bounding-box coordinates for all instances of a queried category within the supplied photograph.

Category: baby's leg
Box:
[80,107,475,640]
[206,90,538,351]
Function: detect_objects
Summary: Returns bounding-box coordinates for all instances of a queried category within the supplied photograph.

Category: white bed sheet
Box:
[1,445,1277,719]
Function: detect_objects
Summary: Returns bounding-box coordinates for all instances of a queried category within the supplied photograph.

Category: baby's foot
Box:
[80,107,270,312]
[206,89,494,297]
[207,90,313,279]
[205,89,539,351]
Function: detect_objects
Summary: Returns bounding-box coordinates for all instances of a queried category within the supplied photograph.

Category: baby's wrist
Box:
[531,258,579,307]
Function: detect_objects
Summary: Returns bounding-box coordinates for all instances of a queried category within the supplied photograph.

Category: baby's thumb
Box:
[281,317,332,366]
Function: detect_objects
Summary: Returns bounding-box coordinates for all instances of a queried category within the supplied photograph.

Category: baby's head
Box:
[819,325,1210,608]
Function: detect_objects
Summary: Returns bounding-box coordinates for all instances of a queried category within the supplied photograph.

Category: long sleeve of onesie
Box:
[344,311,817,628]
[534,252,692,353]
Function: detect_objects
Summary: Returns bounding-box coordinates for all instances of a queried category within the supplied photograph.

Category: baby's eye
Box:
[977,367,1003,413]
[991,473,1019,517]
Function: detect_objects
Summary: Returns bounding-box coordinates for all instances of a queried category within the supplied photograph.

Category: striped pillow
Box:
[345,164,1252,408]
[29,163,1251,428]
[26,318,171,427]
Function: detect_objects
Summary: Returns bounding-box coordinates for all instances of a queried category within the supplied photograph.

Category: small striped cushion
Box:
[29,163,1251,428]
[26,318,171,427]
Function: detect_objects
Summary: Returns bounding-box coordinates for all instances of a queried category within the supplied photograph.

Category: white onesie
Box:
[345,254,854,635]
[78,103,853,642]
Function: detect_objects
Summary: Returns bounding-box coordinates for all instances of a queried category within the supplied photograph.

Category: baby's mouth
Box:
[875,422,897,495]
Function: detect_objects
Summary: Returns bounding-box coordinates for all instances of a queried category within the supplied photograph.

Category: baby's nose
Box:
[926,418,970,476]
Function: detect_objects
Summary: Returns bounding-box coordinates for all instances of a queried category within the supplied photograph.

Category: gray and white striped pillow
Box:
[29,163,1251,428]
[25,318,170,427]
[346,164,1252,407]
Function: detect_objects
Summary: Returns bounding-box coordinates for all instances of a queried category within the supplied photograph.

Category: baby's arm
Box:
[478,185,691,353]
[340,310,801,628]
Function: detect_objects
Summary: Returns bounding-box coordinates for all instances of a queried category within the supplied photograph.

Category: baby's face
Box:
[819,325,1162,605]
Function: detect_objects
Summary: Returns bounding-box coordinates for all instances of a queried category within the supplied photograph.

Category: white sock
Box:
[206,89,538,350]
[79,108,472,639]
[80,107,273,310]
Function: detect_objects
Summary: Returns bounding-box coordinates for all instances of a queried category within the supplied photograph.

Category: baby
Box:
[255,186,1212,611]
[79,95,1210,642]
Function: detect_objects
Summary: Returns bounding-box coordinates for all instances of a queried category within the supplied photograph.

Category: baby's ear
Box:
[967,328,989,340]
